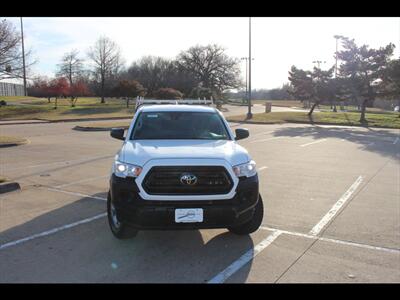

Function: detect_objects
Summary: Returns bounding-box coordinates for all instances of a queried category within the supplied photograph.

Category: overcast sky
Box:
[4,17,400,90]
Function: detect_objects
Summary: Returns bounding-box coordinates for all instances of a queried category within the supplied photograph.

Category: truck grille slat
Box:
[143,166,233,195]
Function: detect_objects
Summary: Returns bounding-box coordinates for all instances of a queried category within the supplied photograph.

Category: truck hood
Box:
[118,139,250,167]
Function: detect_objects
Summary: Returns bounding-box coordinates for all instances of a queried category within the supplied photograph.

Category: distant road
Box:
[221,104,311,117]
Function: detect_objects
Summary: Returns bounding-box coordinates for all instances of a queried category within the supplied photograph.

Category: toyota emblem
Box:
[180,173,198,185]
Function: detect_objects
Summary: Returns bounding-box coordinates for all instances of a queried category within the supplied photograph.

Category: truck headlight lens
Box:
[233,160,257,178]
[113,161,142,178]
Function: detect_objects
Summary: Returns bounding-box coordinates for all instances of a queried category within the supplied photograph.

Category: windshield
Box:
[130,111,230,140]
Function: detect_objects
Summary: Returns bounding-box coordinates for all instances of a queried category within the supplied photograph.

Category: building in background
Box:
[0,71,26,96]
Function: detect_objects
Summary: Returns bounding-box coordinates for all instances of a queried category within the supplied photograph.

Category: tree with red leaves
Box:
[69,80,91,107]
[113,80,146,108]
[28,77,52,102]
[153,87,183,100]
[48,77,70,109]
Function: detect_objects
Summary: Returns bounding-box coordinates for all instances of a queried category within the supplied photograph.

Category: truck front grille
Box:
[142,166,233,195]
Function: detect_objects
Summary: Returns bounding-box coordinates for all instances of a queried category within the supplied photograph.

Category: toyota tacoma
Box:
[108,104,263,239]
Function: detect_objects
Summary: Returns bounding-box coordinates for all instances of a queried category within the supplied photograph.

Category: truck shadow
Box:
[0,192,254,283]
[272,125,400,160]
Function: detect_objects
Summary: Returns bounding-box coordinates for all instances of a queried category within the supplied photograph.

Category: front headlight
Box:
[113,161,142,178]
[233,160,257,178]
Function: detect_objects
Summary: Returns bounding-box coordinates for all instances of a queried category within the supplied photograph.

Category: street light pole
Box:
[334,36,339,78]
[20,17,27,96]
[241,57,248,104]
[334,35,340,112]
[247,17,252,119]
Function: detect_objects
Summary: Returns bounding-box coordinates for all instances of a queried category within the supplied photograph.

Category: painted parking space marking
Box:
[54,175,109,188]
[300,139,327,148]
[46,187,107,201]
[3,154,113,171]
[260,226,400,254]
[0,213,107,251]
[251,130,274,137]
[250,136,283,143]
[258,166,268,172]
[207,230,282,283]
[393,137,399,145]
[206,175,365,283]
[309,175,363,236]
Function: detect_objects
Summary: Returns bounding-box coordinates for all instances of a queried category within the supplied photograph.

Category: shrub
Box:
[153,88,183,100]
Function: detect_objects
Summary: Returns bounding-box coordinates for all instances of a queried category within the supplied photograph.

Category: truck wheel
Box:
[107,192,138,239]
[228,195,264,235]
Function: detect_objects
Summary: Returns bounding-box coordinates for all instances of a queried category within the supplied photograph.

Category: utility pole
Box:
[20,17,27,96]
[247,17,252,119]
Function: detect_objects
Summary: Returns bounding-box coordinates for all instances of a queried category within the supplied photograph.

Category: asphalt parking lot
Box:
[0,112,399,283]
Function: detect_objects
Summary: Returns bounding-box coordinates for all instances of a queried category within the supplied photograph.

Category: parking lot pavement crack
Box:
[274,235,320,283]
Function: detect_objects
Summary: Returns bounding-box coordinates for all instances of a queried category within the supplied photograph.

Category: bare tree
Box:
[0,19,35,79]
[87,36,123,103]
[177,44,242,98]
[125,56,198,97]
[56,49,84,86]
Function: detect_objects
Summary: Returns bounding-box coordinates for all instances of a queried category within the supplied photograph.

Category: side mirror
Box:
[235,128,249,141]
[110,128,125,140]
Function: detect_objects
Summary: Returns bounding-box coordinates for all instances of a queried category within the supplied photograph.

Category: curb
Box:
[0,182,21,194]
[0,139,29,148]
[45,116,132,123]
[73,126,113,132]
[0,116,133,126]
[0,120,50,126]
[73,125,129,132]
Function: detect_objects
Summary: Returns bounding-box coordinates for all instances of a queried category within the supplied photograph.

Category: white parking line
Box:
[3,154,113,171]
[0,213,107,251]
[300,139,327,147]
[309,175,363,236]
[206,175,365,282]
[258,166,268,172]
[250,137,283,143]
[207,230,282,283]
[393,137,399,145]
[46,187,107,201]
[54,175,109,188]
[260,226,399,254]
[251,131,273,137]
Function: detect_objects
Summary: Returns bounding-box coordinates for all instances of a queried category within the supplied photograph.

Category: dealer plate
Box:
[175,208,203,223]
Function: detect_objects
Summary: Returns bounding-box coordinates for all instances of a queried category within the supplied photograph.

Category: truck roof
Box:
[138,104,217,113]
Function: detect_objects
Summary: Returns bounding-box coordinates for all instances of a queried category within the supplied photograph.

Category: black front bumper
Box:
[109,173,259,230]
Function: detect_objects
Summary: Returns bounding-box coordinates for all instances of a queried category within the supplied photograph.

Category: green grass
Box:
[0,96,138,121]
[252,100,303,107]
[227,111,400,129]
[318,104,386,113]
[0,96,129,106]
[0,104,135,121]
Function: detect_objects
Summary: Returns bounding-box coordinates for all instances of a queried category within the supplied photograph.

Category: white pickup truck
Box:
[107,104,263,239]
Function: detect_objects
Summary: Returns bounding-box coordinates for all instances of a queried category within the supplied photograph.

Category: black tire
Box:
[107,192,138,239]
[228,195,264,235]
